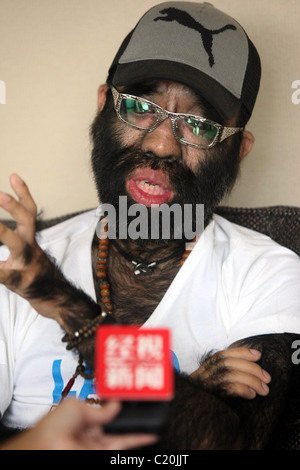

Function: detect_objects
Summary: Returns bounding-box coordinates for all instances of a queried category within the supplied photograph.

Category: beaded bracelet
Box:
[62,309,110,351]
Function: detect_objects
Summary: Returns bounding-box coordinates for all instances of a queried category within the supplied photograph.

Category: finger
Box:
[193,351,271,399]
[222,368,270,397]
[215,348,271,384]
[104,433,158,451]
[224,357,271,384]
[225,383,258,400]
[199,348,262,379]
[194,348,264,382]
[9,174,37,216]
[57,399,122,430]
[79,401,158,450]
[222,347,262,362]
[82,400,122,427]
[0,221,26,256]
[0,191,36,243]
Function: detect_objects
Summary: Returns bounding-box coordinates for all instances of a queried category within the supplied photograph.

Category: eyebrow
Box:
[121,82,224,123]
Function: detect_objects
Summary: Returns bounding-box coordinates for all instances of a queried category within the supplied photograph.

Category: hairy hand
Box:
[0,175,104,363]
[0,174,40,288]
[190,347,271,399]
[0,174,64,317]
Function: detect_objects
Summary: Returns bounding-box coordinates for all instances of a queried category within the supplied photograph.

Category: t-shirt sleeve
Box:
[226,241,300,345]
[0,287,15,419]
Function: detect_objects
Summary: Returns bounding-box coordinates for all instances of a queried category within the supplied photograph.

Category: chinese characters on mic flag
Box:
[95,326,174,401]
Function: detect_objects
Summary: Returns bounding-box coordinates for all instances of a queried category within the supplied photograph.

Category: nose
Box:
[140,117,181,161]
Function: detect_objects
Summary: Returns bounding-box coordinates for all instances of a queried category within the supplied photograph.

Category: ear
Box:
[97,84,110,112]
[239,130,254,161]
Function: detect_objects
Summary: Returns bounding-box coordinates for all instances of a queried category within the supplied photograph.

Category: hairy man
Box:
[0,2,299,449]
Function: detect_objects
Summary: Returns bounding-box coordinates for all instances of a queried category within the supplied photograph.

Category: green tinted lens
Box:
[177,117,218,146]
[121,98,151,114]
[120,98,158,128]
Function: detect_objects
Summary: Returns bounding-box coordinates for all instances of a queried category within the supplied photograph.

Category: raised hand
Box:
[0,174,45,294]
[0,174,104,366]
[0,174,72,323]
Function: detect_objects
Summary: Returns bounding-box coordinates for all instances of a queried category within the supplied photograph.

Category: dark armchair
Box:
[214,206,300,451]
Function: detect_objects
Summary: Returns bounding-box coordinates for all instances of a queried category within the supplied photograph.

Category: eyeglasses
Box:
[111,86,243,149]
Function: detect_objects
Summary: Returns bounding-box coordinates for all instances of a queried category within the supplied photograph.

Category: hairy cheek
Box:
[182,148,206,174]
[113,122,142,148]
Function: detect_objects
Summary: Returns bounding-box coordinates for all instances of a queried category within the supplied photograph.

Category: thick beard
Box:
[90,96,241,243]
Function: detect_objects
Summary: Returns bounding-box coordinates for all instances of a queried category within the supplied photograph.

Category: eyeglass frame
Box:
[110,86,244,149]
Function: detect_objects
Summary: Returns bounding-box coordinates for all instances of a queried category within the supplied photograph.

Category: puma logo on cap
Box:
[154,7,237,67]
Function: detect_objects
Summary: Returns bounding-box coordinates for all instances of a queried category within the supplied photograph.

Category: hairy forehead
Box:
[121,80,223,122]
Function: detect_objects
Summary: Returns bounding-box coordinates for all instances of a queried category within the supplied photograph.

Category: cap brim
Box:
[112,60,241,121]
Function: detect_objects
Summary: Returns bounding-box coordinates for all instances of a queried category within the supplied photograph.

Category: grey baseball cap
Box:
[107,2,261,122]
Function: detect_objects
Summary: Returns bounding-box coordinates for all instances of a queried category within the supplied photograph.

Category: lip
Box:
[126,168,174,206]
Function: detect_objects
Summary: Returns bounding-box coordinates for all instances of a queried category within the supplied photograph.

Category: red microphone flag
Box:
[95,326,174,401]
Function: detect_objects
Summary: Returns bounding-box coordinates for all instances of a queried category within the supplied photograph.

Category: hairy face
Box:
[90,81,242,242]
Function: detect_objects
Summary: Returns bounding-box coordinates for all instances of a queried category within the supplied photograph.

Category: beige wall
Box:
[0,0,300,219]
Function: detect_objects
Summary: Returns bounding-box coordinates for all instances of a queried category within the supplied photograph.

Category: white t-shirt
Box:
[0,209,300,429]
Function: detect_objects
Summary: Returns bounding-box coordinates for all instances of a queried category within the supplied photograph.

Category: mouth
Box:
[126,168,174,206]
